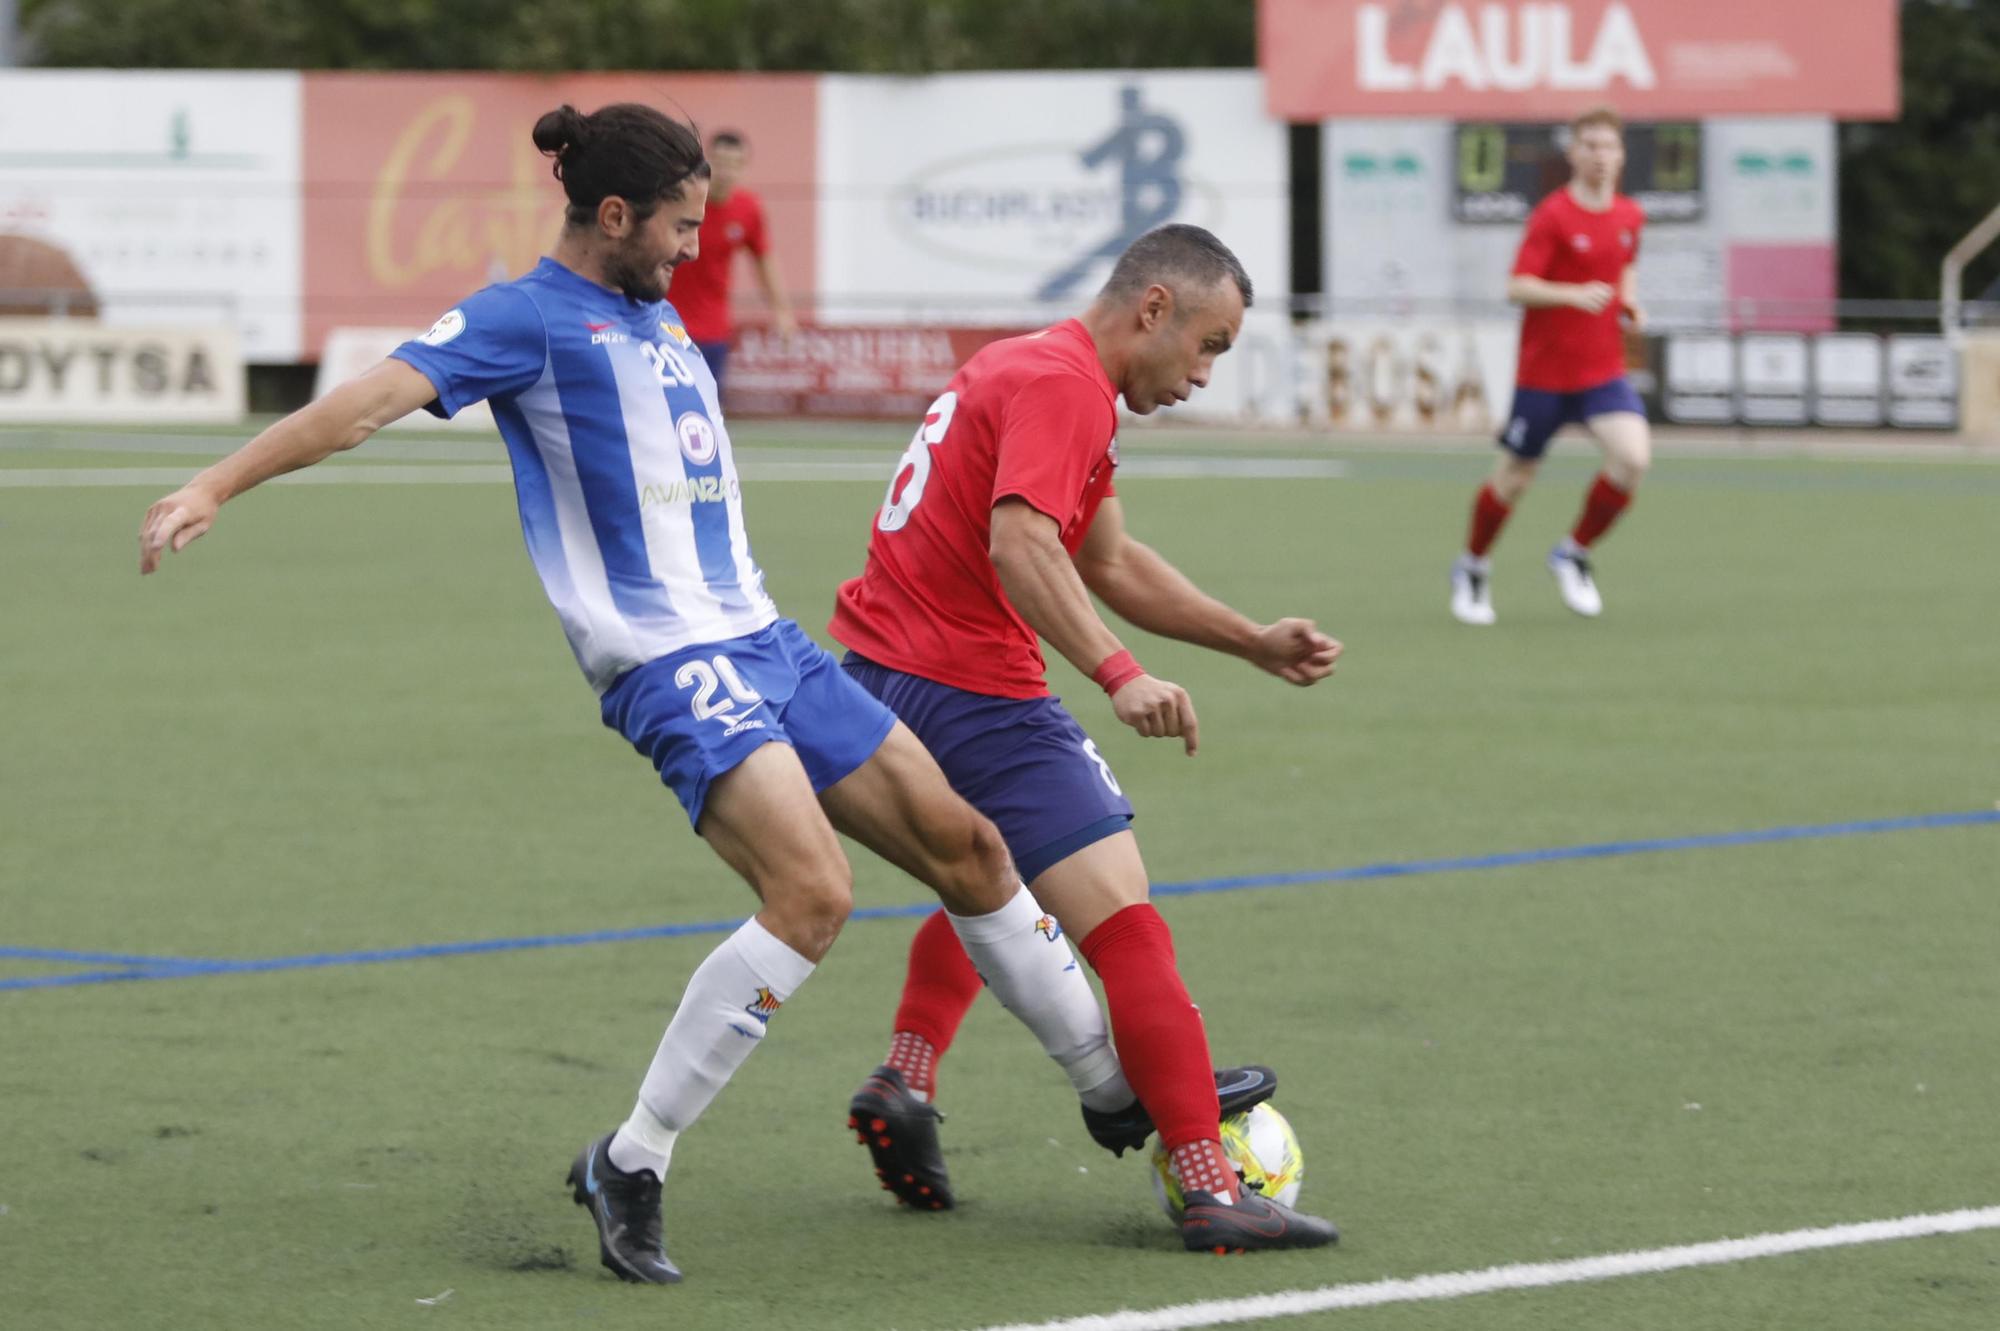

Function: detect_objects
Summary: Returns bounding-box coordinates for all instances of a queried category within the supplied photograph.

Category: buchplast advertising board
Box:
[817,72,1288,329]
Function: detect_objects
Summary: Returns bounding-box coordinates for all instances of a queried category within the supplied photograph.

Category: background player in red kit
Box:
[666,129,798,398]
[1451,105,1650,626]
[831,224,1342,1253]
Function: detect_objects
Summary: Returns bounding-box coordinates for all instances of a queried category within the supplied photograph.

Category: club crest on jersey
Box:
[419,309,465,346]
[677,411,719,465]
[1571,234,1593,251]
[745,986,783,1024]
[661,321,692,347]
[1034,915,1063,942]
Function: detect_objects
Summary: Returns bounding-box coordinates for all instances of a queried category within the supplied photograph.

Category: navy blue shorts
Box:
[602,620,896,829]
[696,340,731,394]
[842,654,1135,884]
[1497,376,1645,459]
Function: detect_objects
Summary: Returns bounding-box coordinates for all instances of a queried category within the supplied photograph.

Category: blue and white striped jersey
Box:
[392,258,778,694]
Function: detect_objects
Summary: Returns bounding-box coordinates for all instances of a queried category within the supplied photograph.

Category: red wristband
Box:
[1092,649,1145,696]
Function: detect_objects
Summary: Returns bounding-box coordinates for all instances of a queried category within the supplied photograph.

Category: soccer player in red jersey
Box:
[665,129,797,397]
[1452,106,1650,626]
[830,224,1342,1253]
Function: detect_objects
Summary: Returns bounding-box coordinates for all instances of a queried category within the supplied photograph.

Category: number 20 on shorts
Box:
[675,655,762,725]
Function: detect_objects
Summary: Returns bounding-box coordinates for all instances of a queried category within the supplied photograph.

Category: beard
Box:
[605,241,671,303]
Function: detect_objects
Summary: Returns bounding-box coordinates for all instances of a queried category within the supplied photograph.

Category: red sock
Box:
[1170,1139,1240,1203]
[1078,904,1222,1156]
[883,1030,939,1100]
[1570,473,1632,548]
[1467,482,1513,558]
[884,910,984,1099]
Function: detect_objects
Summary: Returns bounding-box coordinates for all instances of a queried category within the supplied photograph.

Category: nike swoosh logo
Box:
[1215,1070,1268,1099]
[598,1203,644,1274]
[585,321,613,332]
[584,1150,600,1196]
[1187,1201,1290,1239]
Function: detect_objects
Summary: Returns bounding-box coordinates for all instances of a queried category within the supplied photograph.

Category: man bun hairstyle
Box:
[532,102,710,227]
[1098,223,1254,310]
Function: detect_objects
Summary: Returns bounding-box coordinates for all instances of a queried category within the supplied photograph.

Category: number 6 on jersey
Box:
[876,392,957,532]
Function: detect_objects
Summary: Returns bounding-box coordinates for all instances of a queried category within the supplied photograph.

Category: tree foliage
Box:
[1840,0,2000,302]
[17,0,1255,73]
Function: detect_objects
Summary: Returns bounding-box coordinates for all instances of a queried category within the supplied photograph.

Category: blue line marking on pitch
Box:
[5,809,1995,994]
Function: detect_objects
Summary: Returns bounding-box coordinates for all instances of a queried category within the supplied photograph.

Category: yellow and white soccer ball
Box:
[1150,1101,1304,1223]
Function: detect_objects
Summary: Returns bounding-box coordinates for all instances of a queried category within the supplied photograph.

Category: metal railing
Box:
[1941,202,2000,346]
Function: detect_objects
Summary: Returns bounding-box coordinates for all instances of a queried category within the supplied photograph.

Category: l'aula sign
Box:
[1356,2,1653,94]
[1259,0,1899,120]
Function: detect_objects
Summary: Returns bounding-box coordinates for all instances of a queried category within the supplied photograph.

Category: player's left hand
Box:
[1621,301,1646,332]
[139,484,222,574]
[1249,619,1342,686]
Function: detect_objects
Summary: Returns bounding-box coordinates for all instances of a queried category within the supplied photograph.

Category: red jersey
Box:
[1512,188,1643,392]
[668,186,769,343]
[829,319,1119,699]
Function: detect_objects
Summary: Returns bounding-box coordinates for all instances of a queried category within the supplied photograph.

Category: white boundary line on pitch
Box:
[0,457,1346,489]
[958,1206,2000,1331]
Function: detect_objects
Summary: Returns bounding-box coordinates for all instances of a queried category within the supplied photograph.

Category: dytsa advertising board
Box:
[816,72,1288,327]
[0,319,244,423]
[301,72,818,360]
[1260,0,1899,120]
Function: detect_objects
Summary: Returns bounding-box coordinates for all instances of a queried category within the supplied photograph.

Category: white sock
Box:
[947,887,1133,1110]
[608,917,814,1180]
[1459,551,1491,574]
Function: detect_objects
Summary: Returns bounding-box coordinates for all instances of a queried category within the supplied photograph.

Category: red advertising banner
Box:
[1260,0,1898,120]
[301,72,817,359]
[724,326,1028,419]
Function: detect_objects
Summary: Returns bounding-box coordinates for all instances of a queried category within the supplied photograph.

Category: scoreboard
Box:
[1453,122,1703,224]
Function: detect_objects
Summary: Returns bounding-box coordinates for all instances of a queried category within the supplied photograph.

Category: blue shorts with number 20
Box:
[842,653,1135,884]
[601,619,897,828]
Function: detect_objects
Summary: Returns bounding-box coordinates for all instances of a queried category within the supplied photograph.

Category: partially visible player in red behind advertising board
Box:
[667,128,797,398]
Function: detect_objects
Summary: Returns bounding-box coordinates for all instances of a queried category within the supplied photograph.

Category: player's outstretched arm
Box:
[1073,497,1341,686]
[990,497,1199,754]
[138,358,442,574]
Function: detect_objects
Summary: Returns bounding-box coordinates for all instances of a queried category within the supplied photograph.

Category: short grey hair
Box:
[1097,223,1253,309]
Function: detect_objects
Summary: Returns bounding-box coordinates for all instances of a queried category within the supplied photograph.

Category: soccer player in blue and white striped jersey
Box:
[138,101,1134,1286]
